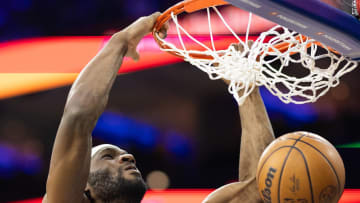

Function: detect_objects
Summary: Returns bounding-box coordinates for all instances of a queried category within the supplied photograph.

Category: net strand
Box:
[245,12,252,44]
[207,8,216,51]
[158,7,358,105]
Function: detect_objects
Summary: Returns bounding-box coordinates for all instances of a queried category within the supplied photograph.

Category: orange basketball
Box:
[256,131,345,203]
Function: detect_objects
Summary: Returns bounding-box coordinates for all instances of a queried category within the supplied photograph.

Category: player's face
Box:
[88,147,147,202]
[91,147,142,180]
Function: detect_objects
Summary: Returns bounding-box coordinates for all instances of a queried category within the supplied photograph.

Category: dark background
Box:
[0,0,359,202]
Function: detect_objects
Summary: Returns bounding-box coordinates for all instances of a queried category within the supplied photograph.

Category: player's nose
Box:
[119,153,136,164]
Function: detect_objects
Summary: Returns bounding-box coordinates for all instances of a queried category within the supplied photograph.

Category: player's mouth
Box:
[124,165,140,174]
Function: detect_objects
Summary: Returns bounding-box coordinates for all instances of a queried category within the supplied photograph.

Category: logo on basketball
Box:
[284,198,308,203]
[261,167,277,203]
[289,174,300,193]
[319,185,337,203]
[256,132,345,203]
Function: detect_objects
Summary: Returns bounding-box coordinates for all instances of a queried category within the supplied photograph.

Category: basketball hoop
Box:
[153,0,358,105]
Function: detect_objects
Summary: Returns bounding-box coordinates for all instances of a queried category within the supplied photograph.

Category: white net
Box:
[155,6,359,105]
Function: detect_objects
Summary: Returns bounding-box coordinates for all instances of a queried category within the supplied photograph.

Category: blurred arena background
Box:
[0,0,359,202]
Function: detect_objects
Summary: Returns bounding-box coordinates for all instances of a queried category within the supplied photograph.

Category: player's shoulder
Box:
[42,193,91,203]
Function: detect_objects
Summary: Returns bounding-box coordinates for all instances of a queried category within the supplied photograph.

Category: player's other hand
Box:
[222,40,254,85]
[120,12,168,61]
[230,40,254,54]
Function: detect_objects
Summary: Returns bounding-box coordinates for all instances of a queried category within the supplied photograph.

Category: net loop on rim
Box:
[153,1,358,105]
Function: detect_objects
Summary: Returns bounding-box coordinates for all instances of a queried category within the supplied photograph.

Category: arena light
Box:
[165,6,275,35]
[0,5,277,99]
[0,35,239,99]
[8,189,360,203]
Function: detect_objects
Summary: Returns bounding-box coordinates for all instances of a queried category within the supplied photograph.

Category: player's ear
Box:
[84,183,95,200]
[85,181,93,191]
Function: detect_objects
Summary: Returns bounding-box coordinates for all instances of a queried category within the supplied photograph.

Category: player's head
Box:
[86,144,147,202]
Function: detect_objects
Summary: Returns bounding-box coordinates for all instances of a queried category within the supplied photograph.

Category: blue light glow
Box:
[123,0,160,17]
[0,144,41,178]
[21,154,42,175]
[260,87,318,124]
[93,112,193,158]
[0,9,8,27]
[164,131,192,159]
[93,111,158,149]
[0,145,16,178]
[10,0,33,11]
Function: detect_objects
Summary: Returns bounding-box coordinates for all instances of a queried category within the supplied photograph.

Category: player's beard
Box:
[88,168,147,203]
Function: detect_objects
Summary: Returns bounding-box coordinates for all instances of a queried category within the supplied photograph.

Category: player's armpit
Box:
[202,178,262,203]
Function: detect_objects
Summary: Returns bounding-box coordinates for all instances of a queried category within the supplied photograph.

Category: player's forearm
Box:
[237,88,275,181]
[239,88,274,137]
[64,32,128,119]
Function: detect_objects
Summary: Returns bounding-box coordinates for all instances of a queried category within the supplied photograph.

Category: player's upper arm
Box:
[45,108,96,203]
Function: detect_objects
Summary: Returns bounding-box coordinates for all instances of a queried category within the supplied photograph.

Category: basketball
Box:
[256,131,345,203]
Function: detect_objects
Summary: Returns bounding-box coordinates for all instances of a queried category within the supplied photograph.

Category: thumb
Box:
[127,48,140,61]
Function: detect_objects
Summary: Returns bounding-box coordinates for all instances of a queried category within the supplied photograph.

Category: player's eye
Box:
[101,154,113,159]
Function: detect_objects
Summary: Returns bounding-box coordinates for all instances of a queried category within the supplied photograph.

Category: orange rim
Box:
[153,0,228,60]
[153,0,339,60]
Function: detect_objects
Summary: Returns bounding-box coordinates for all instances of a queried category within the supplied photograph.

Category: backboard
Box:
[225,0,360,60]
